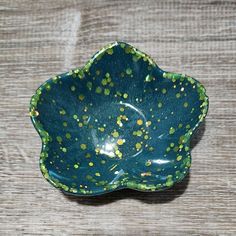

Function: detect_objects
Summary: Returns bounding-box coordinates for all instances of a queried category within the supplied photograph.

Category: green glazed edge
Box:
[29,42,209,196]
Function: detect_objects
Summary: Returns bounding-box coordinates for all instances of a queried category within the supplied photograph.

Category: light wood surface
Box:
[1,0,236,235]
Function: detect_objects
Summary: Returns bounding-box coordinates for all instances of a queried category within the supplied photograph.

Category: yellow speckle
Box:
[146,121,152,127]
[126,68,132,75]
[177,155,182,161]
[74,164,79,169]
[63,121,67,127]
[71,86,76,91]
[123,93,128,99]
[184,102,189,108]
[80,144,87,150]
[169,127,175,135]
[73,114,78,119]
[29,110,39,117]
[121,115,128,121]
[166,175,174,187]
[186,124,191,129]
[101,79,107,86]
[52,76,58,82]
[135,143,142,150]
[82,115,88,120]
[107,77,111,83]
[176,93,181,98]
[185,146,190,151]
[95,172,101,177]
[98,127,105,132]
[117,139,125,145]
[173,146,179,152]
[95,86,102,94]
[89,162,94,167]
[120,43,125,48]
[162,88,167,94]
[62,147,67,153]
[141,172,152,177]
[158,102,162,108]
[107,48,113,55]
[117,152,122,158]
[85,153,91,158]
[56,136,62,143]
[95,148,100,154]
[124,46,132,54]
[104,88,110,95]
[120,107,125,112]
[184,146,189,152]
[65,133,71,139]
[144,135,149,140]
[115,150,120,155]
[112,131,119,138]
[149,146,154,151]
[115,149,123,158]
[45,84,51,91]
[137,119,143,125]
[116,91,122,97]
[59,109,66,115]
[145,160,152,166]
[78,94,85,101]
[136,130,143,136]
[145,74,153,82]
[78,122,83,127]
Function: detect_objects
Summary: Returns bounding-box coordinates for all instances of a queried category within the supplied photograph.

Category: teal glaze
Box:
[30,42,208,196]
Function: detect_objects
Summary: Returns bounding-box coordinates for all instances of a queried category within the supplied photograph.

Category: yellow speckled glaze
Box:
[29,42,208,196]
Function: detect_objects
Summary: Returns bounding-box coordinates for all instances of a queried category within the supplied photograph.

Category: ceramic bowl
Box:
[30,42,208,196]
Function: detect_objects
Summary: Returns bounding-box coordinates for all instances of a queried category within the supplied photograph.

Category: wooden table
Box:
[1,0,236,235]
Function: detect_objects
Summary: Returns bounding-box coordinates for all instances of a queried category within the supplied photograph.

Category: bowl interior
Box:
[31,43,206,195]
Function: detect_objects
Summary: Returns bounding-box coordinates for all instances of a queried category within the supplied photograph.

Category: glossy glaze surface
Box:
[30,42,208,196]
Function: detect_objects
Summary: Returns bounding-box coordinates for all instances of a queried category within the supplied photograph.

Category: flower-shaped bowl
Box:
[30,42,208,196]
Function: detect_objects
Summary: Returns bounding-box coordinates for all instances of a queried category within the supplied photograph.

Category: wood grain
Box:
[0,0,236,235]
